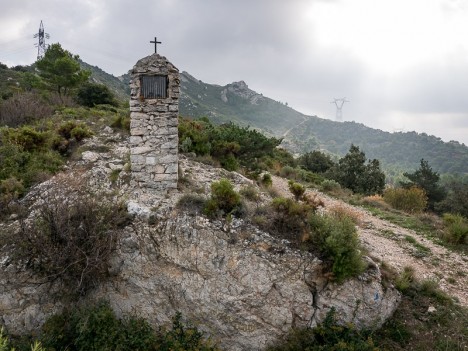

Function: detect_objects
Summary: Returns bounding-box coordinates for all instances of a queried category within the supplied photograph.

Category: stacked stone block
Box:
[129,54,179,191]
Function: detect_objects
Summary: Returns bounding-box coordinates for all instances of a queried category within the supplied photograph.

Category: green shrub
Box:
[266,308,378,351]
[57,120,92,141]
[383,186,427,213]
[157,312,219,351]
[178,117,282,172]
[76,82,118,107]
[288,180,305,201]
[269,197,312,241]
[111,112,130,132]
[180,136,193,153]
[279,165,297,179]
[0,143,63,188]
[70,126,91,141]
[257,196,364,282]
[0,327,10,351]
[261,173,272,188]
[0,177,24,217]
[395,266,415,293]
[296,169,324,185]
[41,302,218,351]
[239,185,260,202]
[2,126,49,152]
[442,213,468,244]
[320,179,341,192]
[298,150,335,174]
[1,328,47,351]
[41,301,156,351]
[52,121,92,155]
[308,213,365,282]
[219,153,239,171]
[204,178,242,218]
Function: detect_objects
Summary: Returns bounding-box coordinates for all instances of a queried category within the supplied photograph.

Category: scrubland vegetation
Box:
[1,42,467,350]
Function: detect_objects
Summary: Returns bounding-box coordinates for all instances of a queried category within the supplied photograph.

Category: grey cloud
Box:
[390,61,468,114]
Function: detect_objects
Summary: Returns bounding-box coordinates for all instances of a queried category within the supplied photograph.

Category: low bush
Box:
[308,213,366,282]
[177,193,207,215]
[1,328,46,351]
[320,179,341,192]
[269,197,312,241]
[442,213,468,245]
[39,301,219,351]
[266,308,378,351]
[0,142,63,189]
[328,203,362,226]
[260,173,272,188]
[239,185,260,202]
[394,266,415,293]
[0,92,53,127]
[302,193,325,211]
[0,177,24,218]
[57,120,92,141]
[5,180,129,296]
[1,126,49,152]
[204,178,242,218]
[219,153,239,171]
[288,180,305,201]
[360,194,390,210]
[279,165,296,179]
[111,111,130,132]
[178,117,281,172]
[255,195,365,282]
[383,186,427,213]
[76,82,118,107]
[296,169,324,185]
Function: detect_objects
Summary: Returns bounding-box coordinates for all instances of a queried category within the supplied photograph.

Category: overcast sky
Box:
[1,0,467,144]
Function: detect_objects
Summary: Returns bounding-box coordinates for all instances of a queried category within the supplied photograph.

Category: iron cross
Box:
[150,37,162,53]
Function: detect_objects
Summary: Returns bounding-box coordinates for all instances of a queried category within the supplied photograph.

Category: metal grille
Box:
[141,75,167,99]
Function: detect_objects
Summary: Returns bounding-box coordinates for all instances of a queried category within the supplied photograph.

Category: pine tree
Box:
[36,43,90,100]
[401,159,446,210]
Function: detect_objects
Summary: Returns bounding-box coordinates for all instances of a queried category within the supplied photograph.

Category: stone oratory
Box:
[129,44,179,194]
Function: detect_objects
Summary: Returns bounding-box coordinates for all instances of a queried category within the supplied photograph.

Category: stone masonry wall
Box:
[129,54,179,192]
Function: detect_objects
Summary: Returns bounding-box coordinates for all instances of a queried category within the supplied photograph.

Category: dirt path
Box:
[272,176,468,306]
[282,116,309,138]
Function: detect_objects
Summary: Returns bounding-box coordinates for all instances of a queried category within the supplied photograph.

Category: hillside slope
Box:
[79,60,130,101]
[33,60,466,175]
[176,72,468,174]
[179,72,306,135]
[272,175,468,306]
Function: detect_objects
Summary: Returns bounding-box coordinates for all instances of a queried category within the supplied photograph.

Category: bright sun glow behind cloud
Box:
[305,0,468,75]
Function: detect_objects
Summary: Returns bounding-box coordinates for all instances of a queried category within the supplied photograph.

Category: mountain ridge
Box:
[83,63,468,174]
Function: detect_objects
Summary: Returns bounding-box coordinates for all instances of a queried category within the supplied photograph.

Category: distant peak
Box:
[230,80,248,89]
[181,71,199,83]
[222,80,263,105]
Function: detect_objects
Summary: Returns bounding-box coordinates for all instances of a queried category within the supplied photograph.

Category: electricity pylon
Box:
[34,20,50,60]
[330,98,349,122]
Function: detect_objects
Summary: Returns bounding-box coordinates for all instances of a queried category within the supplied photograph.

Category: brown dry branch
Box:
[0,92,53,127]
[4,177,129,296]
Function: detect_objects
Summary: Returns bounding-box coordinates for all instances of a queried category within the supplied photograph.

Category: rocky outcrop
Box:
[92,213,399,351]
[0,135,400,351]
[220,81,264,105]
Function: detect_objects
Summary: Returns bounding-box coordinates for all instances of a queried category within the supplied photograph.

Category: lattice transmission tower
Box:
[34,20,50,60]
[330,98,349,122]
